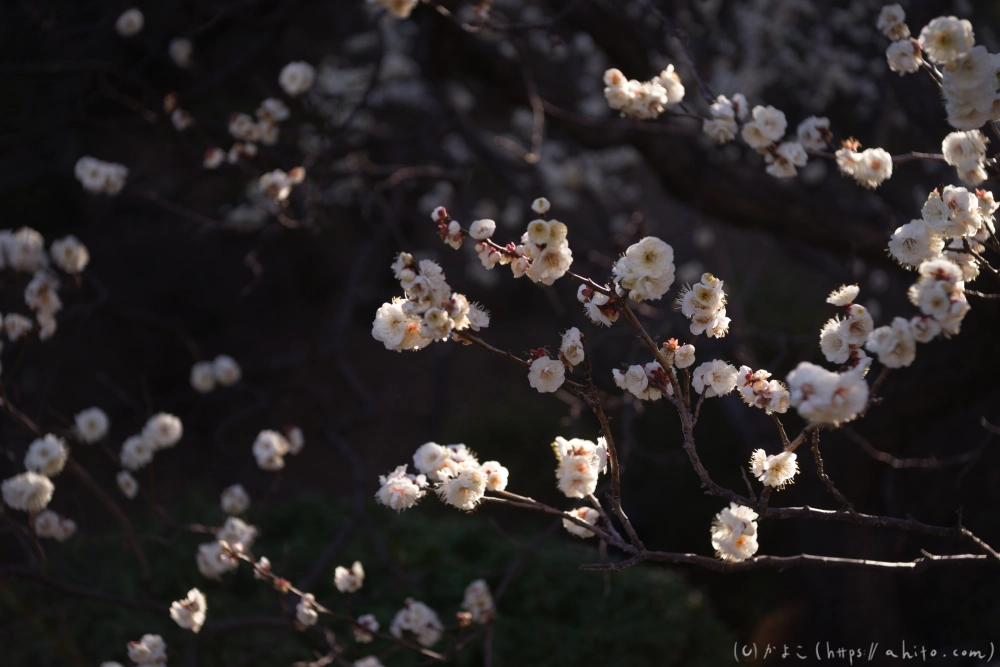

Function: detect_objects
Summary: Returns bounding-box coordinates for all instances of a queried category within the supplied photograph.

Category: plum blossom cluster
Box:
[835,140,893,190]
[120,413,183,472]
[941,130,991,187]
[252,427,304,471]
[879,10,1000,131]
[259,167,306,202]
[198,516,258,580]
[33,509,77,541]
[710,503,759,562]
[0,228,92,342]
[677,272,730,338]
[377,442,508,513]
[372,252,488,352]
[75,156,128,195]
[787,361,869,426]
[190,354,243,393]
[613,361,670,401]
[553,436,607,499]
[818,285,874,366]
[702,95,830,181]
[737,367,790,415]
[391,599,444,647]
[602,66,685,119]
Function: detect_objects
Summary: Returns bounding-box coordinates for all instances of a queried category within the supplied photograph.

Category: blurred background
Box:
[2,0,1000,664]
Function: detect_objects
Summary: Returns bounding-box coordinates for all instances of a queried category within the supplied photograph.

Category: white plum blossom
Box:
[5,227,48,273]
[376,465,427,511]
[115,9,144,37]
[749,450,798,489]
[554,436,606,499]
[796,116,832,151]
[866,317,917,368]
[279,61,316,96]
[940,46,1000,130]
[253,430,290,471]
[217,516,258,551]
[786,362,869,425]
[765,141,808,179]
[677,272,729,337]
[702,95,739,144]
[170,588,208,634]
[527,356,565,393]
[918,16,974,65]
[888,221,943,267]
[469,219,496,240]
[143,413,183,449]
[335,561,365,593]
[578,286,619,327]
[354,614,379,643]
[886,40,920,75]
[461,579,495,624]
[127,634,167,665]
[827,284,860,307]
[2,472,54,512]
[602,66,684,119]
[197,541,238,580]
[212,355,242,386]
[117,470,139,499]
[877,4,909,41]
[169,38,194,69]
[50,236,90,274]
[372,298,427,352]
[74,407,109,443]
[737,367,789,414]
[942,130,989,185]
[560,327,585,366]
[25,434,68,477]
[907,258,970,335]
[836,146,893,189]
[190,361,216,393]
[437,462,487,511]
[741,105,787,149]
[121,435,155,471]
[221,484,250,515]
[711,503,759,562]
[562,506,601,538]
[286,426,304,455]
[691,360,738,397]
[296,593,319,627]
[391,599,444,647]
[612,236,675,302]
[480,460,509,492]
[75,157,128,195]
[33,509,76,541]
[612,362,670,401]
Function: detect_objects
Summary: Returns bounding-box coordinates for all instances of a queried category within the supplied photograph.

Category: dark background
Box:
[1,0,999,664]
